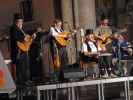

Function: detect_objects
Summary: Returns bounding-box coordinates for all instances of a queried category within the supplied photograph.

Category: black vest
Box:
[85,41,97,52]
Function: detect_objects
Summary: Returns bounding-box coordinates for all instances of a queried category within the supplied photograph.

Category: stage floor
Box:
[0,77,132,100]
[1,92,133,100]
[35,77,133,100]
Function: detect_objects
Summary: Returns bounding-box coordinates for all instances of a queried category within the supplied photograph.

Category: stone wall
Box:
[32,0,55,29]
[0,0,19,29]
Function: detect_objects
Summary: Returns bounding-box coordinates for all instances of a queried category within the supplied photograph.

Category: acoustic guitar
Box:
[54,31,71,47]
[96,32,112,49]
[17,32,36,52]
[95,28,128,49]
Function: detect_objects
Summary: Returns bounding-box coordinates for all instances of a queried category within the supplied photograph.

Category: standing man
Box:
[50,19,68,81]
[10,13,34,85]
[94,16,114,77]
[95,16,112,51]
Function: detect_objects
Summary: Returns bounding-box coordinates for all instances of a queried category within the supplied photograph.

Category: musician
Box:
[81,30,98,62]
[82,29,116,78]
[112,34,133,76]
[50,19,68,38]
[95,16,112,50]
[10,14,34,85]
[113,34,132,59]
[29,26,46,81]
[95,16,112,35]
[81,29,99,78]
[50,19,68,81]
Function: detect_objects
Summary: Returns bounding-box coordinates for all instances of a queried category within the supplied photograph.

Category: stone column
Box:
[78,0,96,30]
[33,0,55,29]
[73,0,80,29]
[61,0,73,30]
[61,0,77,65]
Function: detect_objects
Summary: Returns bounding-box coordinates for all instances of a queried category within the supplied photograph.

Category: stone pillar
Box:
[61,0,73,30]
[73,0,80,28]
[78,0,96,30]
[61,0,77,65]
[33,0,55,29]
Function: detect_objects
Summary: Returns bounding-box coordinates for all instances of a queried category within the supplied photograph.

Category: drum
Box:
[98,53,112,68]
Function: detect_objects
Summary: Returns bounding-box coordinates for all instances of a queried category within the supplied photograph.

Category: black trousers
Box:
[16,53,31,84]
[58,47,68,67]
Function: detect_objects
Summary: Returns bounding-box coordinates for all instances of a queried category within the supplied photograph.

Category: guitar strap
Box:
[20,29,26,36]
[17,29,26,53]
[53,27,64,48]
[52,27,62,68]
[85,41,98,52]
[54,27,63,33]
[85,41,91,52]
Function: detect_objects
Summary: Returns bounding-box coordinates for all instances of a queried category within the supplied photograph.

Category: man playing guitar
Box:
[95,17,112,51]
[10,14,35,85]
[50,19,68,81]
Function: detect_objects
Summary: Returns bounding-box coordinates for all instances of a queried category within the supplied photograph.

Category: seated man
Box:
[112,34,133,76]
[81,29,116,78]
[81,29,99,78]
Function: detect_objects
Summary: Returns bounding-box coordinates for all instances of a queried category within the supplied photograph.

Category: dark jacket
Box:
[10,25,25,64]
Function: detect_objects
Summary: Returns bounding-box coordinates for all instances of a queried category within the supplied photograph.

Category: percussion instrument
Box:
[98,53,112,68]
[99,53,112,56]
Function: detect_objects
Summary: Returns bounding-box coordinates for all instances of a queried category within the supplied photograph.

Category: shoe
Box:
[101,74,108,78]
[110,73,117,78]
[24,80,33,86]
[84,76,93,80]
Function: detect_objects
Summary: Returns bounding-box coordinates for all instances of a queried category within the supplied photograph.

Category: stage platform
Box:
[1,76,133,100]
[2,58,133,100]
[36,76,133,100]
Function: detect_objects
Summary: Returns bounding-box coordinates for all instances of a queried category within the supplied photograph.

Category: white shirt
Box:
[50,27,62,36]
[82,41,97,53]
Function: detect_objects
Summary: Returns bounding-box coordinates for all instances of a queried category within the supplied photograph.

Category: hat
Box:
[101,13,108,21]
[13,13,23,21]
[85,29,93,36]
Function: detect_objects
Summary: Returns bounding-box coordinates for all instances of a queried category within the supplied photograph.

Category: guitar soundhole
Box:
[64,37,68,40]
